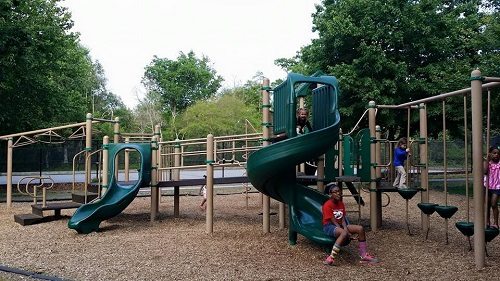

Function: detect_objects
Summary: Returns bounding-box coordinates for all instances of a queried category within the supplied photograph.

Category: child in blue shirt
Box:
[393,138,410,189]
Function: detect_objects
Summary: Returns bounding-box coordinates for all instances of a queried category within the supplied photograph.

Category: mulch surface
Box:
[0,188,499,280]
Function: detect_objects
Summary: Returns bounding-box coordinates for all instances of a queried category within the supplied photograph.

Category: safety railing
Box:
[16,176,55,207]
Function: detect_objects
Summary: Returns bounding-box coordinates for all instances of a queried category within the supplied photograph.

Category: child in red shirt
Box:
[322,183,379,265]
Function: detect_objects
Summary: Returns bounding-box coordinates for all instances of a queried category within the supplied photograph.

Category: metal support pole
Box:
[375,125,382,224]
[85,113,92,203]
[419,103,430,231]
[6,138,13,208]
[368,101,379,230]
[151,135,159,221]
[102,136,109,196]
[471,69,485,269]
[113,117,120,179]
[206,134,214,234]
[262,78,271,233]
[124,137,130,182]
[155,125,163,202]
[174,139,181,218]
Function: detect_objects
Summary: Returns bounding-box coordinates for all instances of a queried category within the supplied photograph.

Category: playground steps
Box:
[72,183,100,203]
[14,202,82,226]
[14,213,44,226]
[31,202,82,217]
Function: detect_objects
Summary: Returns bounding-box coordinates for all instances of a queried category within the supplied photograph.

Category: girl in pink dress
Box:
[484,147,500,229]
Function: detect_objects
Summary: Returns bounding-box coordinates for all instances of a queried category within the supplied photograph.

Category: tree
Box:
[277,0,500,138]
[229,72,265,113]
[0,0,101,135]
[176,93,261,139]
[133,90,165,134]
[141,51,223,137]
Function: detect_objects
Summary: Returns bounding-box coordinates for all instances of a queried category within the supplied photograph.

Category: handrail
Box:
[245,119,259,133]
[0,120,102,140]
[85,149,103,202]
[16,176,54,207]
[156,132,263,182]
[72,150,87,193]
[392,81,500,108]
[345,108,377,136]
[159,132,262,146]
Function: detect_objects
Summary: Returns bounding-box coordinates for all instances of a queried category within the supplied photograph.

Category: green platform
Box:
[68,143,152,234]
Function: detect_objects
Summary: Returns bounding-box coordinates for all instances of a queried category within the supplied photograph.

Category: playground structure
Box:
[0,113,262,231]
[0,70,499,270]
[248,73,341,246]
[0,114,122,224]
[356,70,500,269]
[249,69,500,270]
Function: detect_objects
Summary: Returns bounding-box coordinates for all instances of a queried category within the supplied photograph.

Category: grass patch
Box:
[429,179,474,197]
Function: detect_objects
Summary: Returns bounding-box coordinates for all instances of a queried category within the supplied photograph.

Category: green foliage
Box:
[141,51,223,139]
[277,0,500,138]
[225,72,264,113]
[176,93,261,139]
[142,51,223,118]
[0,0,103,135]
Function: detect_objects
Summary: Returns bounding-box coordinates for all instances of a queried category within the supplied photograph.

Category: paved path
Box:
[0,168,247,185]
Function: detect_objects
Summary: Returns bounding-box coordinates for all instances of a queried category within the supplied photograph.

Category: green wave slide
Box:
[68,143,152,234]
[247,82,340,246]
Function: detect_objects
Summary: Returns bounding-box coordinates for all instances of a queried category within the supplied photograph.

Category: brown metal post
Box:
[375,125,382,224]
[6,138,13,208]
[368,101,379,230]
[113,117,120,179]
[155,125,162,182]
[206,134,214,234]
[124,137,130,182]
[262,78,271,233]
[471,69,485,269]
[85,113,92,203]
[375,126,382,178]
[419,103,429,231]
[151,135,159,221]
[464,96,470,223]
[173,139,181,218]
[102,136,109,196]
[442,101,448,206]
[155,125,163,204]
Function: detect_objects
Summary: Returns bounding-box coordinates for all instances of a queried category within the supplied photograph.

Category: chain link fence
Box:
[0,139,101,173]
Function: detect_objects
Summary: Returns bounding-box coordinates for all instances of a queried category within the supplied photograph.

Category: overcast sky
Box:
[62,0,320,108]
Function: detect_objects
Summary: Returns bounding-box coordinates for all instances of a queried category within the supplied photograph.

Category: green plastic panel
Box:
[272,73,340,139]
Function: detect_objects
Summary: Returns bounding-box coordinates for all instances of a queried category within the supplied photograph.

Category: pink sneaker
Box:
[323,255,335,266]
[360,253,379,264]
